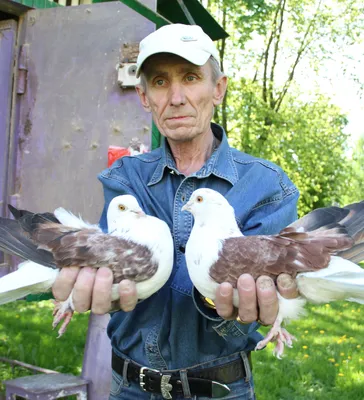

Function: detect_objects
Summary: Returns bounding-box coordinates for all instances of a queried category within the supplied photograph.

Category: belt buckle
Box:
[139,366,160,392]
[139,366,173,399]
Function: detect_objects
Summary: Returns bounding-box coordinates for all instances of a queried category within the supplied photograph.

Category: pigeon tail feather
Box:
[0,261,58,304]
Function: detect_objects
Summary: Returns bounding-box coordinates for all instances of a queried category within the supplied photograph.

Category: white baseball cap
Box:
[136,24,220,77]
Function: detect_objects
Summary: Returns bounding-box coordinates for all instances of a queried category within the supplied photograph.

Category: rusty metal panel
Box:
[11,1,154,223]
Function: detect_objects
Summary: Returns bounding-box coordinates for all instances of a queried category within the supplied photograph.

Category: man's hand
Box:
[214,273,298,325]
[52,267,138,314]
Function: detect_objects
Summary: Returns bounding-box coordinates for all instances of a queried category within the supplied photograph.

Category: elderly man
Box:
[53,24,299,399]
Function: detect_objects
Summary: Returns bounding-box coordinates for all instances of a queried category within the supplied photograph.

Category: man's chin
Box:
[162,127,196,142]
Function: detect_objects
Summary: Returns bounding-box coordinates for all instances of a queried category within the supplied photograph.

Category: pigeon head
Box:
[107,195,146,231]
[182,189,236,225]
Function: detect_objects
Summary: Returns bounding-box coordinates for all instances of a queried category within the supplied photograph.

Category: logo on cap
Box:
[180,35,198,42]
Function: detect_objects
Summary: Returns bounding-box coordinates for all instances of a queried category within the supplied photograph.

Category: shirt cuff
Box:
[191,286,223,321]
[192,286,259,338]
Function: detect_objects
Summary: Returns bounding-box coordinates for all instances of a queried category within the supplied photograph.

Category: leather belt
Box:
[112,351,251,399]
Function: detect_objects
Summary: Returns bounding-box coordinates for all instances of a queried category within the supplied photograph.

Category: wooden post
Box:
[81,313,112,400]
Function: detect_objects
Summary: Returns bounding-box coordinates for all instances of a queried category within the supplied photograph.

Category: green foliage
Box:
[343,135,364,205]
[228,85,353,215]
[205,0,364,213]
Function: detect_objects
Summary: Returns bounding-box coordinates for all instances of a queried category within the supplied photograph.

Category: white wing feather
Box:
[296,256,364,304]
[0,261,59,305]
[54,208,100,230]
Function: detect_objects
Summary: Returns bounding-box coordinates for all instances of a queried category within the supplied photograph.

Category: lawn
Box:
[0,300,89,395]
[254,301,364,399]
[0,300,363,399]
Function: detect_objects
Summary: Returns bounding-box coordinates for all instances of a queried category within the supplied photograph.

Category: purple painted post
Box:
[81,313,112,400]
[0,19,17,275]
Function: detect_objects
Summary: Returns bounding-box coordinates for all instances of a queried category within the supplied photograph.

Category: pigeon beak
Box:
[135,209,146,218]
[182,202,192,213]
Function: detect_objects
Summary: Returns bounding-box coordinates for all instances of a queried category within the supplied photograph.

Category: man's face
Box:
[136,54,227,143]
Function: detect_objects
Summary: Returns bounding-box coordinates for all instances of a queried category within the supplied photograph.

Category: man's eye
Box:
[155,79,165,86]
[186,75,197,82]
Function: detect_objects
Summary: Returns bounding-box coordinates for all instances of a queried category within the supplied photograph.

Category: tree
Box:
[203,0,364,213]
[343,135,364,204]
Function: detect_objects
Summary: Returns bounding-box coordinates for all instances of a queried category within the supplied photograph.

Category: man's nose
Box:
[169,83,186,106]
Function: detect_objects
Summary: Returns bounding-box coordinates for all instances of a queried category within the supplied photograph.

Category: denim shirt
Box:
[98,123,299,370]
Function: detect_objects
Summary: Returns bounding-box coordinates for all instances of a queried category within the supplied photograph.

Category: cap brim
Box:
[136,45,211,78]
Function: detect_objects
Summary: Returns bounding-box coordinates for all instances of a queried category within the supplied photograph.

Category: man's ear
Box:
[212,75,228,107]
[136,85,151,112]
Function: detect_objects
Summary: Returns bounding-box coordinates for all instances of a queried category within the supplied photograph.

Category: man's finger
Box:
[277,273,298,299]
[256,275,278,326]
[91,267,113,314]
[72,267,97,312]
[119,280,138,312]
[52,267,80,301]
[237,274,257,323]
[215,282,234,319]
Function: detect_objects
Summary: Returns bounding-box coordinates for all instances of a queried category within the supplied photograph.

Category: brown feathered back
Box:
[209,227,353,286]
[30,222,158,283]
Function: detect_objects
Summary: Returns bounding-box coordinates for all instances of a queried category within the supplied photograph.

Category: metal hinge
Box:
[17,44,29,95]
[117,42,140,88]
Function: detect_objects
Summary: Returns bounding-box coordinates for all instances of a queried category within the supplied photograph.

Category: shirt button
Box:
[179,246,185,253]
[181,194,186,202]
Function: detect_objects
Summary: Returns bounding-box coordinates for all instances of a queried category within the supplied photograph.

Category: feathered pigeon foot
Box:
[52,296,74,338]
[255,319,296,359]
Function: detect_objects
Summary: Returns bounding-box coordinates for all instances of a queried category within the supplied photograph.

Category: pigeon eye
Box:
[196,196,203,203]
[118,204,126,211]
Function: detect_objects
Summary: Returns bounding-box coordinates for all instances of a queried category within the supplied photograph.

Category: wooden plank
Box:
[0,357,59,374]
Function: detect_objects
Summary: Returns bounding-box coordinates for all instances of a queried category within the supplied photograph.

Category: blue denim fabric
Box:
[109,352,256,400]
[98,123,298,394]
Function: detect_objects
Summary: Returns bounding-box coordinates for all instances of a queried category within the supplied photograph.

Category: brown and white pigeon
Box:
[182,188,364,358]
[0,195,173,336]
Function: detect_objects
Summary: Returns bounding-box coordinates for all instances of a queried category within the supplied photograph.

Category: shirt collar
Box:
[148,123,238,186]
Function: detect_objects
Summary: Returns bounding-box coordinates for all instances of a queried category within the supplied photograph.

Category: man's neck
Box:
[168,131,218,176]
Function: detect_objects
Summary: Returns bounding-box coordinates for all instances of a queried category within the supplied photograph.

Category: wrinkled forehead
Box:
[141,53,210,78]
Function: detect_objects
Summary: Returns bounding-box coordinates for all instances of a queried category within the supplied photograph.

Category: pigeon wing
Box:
[209,228,353,286]
[30,223,158,283]
[284,200,364,264]
[0,218,56,268]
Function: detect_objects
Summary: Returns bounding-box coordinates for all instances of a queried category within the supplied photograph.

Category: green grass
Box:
[0,300,363,399]
[0,300,89,394]
[254,301,364,399]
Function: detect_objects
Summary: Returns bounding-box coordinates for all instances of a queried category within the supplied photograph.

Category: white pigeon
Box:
[0,195,173,336]
[182,188,364,358]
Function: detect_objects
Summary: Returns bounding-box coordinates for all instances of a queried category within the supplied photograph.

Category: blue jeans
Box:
[109,352,256,400]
